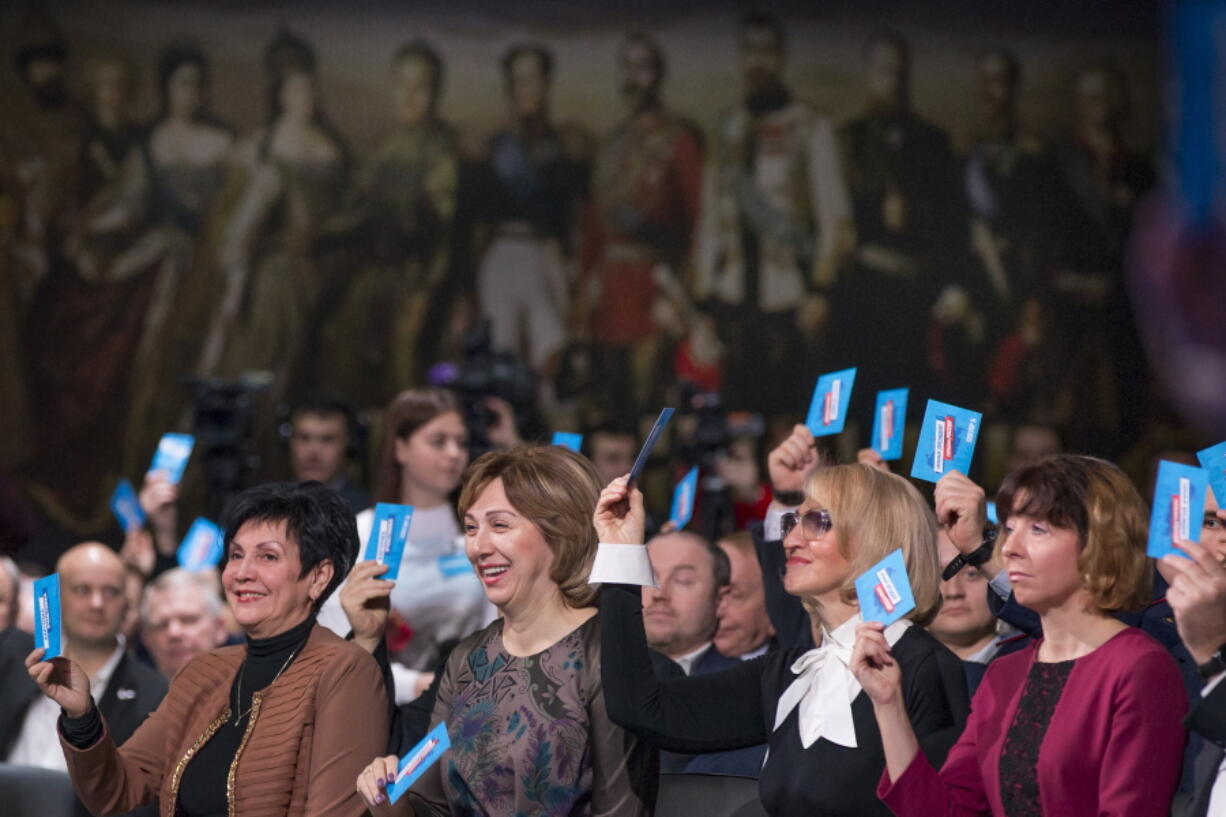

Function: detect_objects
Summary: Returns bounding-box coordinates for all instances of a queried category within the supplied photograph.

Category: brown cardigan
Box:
[59,623,389,817]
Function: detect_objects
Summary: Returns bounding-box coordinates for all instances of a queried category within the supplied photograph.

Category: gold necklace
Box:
[231,645,301,725]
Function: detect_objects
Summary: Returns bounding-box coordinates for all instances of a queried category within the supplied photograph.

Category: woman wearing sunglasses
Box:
[852,455,1187,816]
[591,427,969,817]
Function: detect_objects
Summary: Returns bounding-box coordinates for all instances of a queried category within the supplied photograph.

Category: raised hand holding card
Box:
[668,467,700,530]
[110,478,146,533]
[871,388,909,460]
[365,503,415,580]
[1147,460,1209,560]
[854,549,916,627]
[806,368,857,437]
[389,721,451,804]
[178,518,225,572]
[1196,441,1226,505]
[149,433,195,485]
[551,432,584,452]
[910,400,983,483]
[628,408,675,485]
[34,574,63,660]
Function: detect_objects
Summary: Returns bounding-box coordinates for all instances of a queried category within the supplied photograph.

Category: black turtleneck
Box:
[175,615,315,817]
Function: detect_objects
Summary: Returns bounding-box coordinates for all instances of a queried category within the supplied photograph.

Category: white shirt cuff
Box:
[989,570,1013,601]
[589,543,656,587]
[390,663,425,706]
[1202,669,1226,697]
[764,503,798,542]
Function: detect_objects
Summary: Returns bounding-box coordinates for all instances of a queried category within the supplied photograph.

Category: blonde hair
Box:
[457,445,601,608]
[803,464,942,626]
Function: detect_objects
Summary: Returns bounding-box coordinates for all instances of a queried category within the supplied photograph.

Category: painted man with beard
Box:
[581,32,703,421]
[695,12,852,419]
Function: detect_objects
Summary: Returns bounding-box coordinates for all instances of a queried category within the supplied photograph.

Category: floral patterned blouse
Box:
[407,612,657,817]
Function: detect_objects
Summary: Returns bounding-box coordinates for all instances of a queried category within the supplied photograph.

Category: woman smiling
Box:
[27,482,388,817]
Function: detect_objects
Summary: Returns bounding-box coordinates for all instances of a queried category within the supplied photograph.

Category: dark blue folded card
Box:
[365,503,414,580]
[629,408,675,484]
[668,467,700,530]
[910,400,983,483]
[805,368,857,437]
[178,518,224,572]
[389,721,451,804]
[34,574,63,660]
[1148,460,1209,560]
[1196,441,1226,506]
[870,388,909,460]
[551,432,584,452]
[110,478,146,533]
[149,433,195,484]
[855,549,916,627]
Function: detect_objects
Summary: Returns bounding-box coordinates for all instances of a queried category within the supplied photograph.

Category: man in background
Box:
[713,531,775,659]
[287,393,370,514]
[141,568,228,679]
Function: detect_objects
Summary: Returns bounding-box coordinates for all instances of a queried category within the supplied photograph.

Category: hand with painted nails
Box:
[356,754,409,815]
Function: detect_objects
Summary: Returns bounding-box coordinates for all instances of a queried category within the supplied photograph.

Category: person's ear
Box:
[307,559,335,603]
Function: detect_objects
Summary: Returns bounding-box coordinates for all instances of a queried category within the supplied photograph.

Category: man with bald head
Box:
[0,543,166,772]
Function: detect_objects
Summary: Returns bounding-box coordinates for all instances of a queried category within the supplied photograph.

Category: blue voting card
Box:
[986,502,999,525]
[437,553,473,578]
[1196,441,1226,506]
[805,368,857,437]
[364,503,414,580]
[551,431,584,453]
[910,400,983,483]
[628,408,675,484]
[109,478,146,534]
[178,518,224,572]
[855,549,916,627]
[34,574,63,660]
[1148,460,1209,560]
[870,388,909,460]
[389,721,451,804]
[668,467,700,530]
[149,433,195,484]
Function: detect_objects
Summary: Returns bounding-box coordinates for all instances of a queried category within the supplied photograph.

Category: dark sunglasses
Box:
[780,509,834,540]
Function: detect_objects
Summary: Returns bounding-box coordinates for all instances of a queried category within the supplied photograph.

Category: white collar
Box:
[88,639,126,700]
[738,642,771,661]
[674,642,713,676]
[773,614,912,749]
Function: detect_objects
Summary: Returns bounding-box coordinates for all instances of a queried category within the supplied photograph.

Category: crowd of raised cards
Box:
[2,364,1224,817]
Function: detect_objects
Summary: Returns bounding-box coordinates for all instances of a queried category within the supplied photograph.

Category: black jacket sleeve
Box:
[750,521,815,651]
[599,583,772,754]
[1188,678,1226,748]
[900,633,971,769]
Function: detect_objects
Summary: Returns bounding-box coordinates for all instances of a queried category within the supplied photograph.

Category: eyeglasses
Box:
[780,509,833,541]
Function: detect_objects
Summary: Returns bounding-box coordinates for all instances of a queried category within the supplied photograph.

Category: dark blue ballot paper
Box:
[855,549,916,627]
[149,433,195,484]
[870,388,909,460]
[178,518,224,572]
[1148,460,1209,560]
[109,478,146,534]
[628,408,675,485]
[1196,441,1226,505]
[668,467,700,530]
[551,431,584,452]
[910,400,983,483]
[805,368,857,437]
[34,574,63,660]
[364,503,415,580]
[389,721,451,804]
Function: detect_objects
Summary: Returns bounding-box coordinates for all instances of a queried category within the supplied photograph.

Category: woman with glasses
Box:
[590,424,969,817]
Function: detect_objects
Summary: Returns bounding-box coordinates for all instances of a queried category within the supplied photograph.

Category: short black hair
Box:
[221,481,357,611]
[394,38,444,96]
[580,420,637,457]
[739,11,786,53]
[501,42,554,83]
[620,31,667,81]
[291,390,357,431]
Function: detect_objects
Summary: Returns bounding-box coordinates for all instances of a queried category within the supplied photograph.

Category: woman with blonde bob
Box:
[854,454,1187,816]
[591,459,969,817]
[356,444,657,817]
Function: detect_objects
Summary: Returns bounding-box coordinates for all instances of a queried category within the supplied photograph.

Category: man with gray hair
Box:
[140,568,228,679]
[0,556,19,631]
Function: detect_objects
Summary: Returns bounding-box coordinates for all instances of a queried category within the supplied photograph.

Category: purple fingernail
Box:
[375,793,384,804]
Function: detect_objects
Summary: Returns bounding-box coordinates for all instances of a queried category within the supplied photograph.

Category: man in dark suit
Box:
[1163,537,1226,817]
[644,530,766,776]
[0,543,166,817]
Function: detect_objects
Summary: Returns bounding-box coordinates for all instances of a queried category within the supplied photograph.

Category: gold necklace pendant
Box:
[231,645,300,725]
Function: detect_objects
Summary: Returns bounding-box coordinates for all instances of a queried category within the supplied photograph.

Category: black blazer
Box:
[1187,679,1226,817]
[0,627,167,817]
